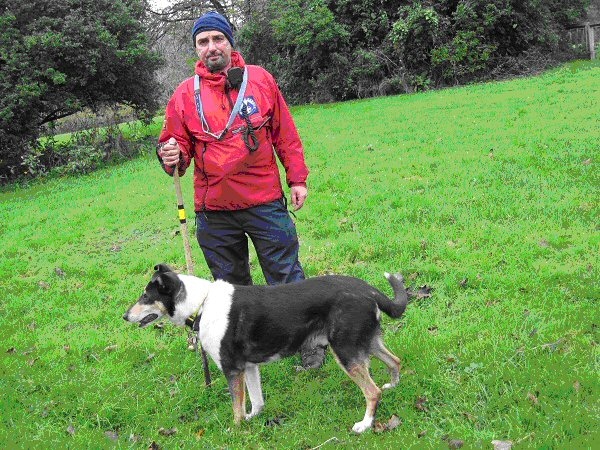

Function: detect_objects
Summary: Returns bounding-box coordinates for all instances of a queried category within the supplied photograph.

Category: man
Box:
[156,12,324,368]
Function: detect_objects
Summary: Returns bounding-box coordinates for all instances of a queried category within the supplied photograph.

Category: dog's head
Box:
[123,263,182,328]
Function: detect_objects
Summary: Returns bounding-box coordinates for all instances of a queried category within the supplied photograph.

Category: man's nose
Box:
[207,40,218,51]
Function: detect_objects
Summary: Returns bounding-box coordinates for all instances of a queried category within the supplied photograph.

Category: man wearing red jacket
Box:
[157,12,324,368]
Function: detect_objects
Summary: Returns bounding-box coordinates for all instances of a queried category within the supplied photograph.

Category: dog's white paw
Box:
[244,406,263,421]
[352,419,373,434]
[382,382,397,390]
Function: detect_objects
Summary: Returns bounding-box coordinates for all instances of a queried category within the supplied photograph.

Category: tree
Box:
[0,0,163,177]
[145,0,237,46]
[238,0,352,103]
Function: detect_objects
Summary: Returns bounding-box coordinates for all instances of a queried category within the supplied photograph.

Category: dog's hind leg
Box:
[244,363,264,420]
[372,338,401,389]
[332,351,381,433]
[226,371,246,425]
[348,362,382,433]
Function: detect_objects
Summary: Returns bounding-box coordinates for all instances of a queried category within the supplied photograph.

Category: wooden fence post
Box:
[590,26,596,60]
[585,22,596,60]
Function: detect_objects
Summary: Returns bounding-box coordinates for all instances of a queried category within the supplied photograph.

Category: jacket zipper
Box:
[200,142,208,213]
[201,85,235,213]
[226,91,235,111]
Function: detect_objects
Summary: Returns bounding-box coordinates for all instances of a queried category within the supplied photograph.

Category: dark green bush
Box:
[0,0,161,179]
[15,127,149,182]
[238,0,589,103]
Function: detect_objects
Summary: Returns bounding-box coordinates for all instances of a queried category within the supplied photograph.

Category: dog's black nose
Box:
[122,313,128,321]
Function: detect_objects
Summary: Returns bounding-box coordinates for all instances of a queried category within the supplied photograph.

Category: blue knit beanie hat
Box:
[192,11,235,47]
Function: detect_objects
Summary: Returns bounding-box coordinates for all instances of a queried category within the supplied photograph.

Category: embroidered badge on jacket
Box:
[240,96,259,117]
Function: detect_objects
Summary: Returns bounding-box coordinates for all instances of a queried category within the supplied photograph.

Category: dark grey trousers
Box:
[195,199,325,368]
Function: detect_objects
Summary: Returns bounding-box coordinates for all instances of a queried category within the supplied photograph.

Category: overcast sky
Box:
[150,0,172,10]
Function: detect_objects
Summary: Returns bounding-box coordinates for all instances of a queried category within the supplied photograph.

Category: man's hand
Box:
[290,185,308,211]
[159,137,180,167]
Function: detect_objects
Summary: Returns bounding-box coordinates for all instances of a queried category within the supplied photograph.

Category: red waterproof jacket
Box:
[158,52,309,211]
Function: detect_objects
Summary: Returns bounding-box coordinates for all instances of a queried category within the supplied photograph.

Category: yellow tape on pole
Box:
[178,205,186,223]
[173,169,194,275]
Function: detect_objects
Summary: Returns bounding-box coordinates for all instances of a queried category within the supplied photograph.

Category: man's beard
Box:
[205,52,229,72]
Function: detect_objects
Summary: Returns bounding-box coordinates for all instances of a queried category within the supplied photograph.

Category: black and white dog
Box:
[123,264,409,433]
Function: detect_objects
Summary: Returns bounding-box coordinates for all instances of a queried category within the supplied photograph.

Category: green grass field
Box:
[1,60,598,449]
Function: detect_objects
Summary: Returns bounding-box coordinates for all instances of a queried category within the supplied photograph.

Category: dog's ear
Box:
[154,263,173,273]
[154,272,180,295]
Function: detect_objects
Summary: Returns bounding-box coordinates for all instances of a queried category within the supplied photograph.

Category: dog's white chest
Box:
[198,280,234,370]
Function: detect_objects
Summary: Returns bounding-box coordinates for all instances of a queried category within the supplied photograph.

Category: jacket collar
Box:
[194,51,246,85]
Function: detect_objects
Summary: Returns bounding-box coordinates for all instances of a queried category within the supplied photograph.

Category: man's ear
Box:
[154,263,173,274]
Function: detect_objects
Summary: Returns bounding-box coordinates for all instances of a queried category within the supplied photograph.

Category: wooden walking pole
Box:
[173,169,195,275]
[173,164,212,388]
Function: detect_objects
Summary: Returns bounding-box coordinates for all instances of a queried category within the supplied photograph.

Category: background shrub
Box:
[238,0,589,102]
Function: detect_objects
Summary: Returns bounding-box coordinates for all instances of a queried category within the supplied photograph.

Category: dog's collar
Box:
[179,279,208,331]
[185,313,201,331]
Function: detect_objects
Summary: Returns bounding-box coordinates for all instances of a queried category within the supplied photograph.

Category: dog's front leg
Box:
[226,371,246,425]
[244,363,264,420]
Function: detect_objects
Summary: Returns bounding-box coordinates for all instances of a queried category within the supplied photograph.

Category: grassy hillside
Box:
[0,60,598,448]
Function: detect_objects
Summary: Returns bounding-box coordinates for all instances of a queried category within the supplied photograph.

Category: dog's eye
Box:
[140,293,154,304]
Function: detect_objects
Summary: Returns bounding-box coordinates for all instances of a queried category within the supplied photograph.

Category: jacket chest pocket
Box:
[201,129,274,178]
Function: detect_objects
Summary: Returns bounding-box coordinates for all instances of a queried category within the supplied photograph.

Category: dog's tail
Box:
[376,273,409,318]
